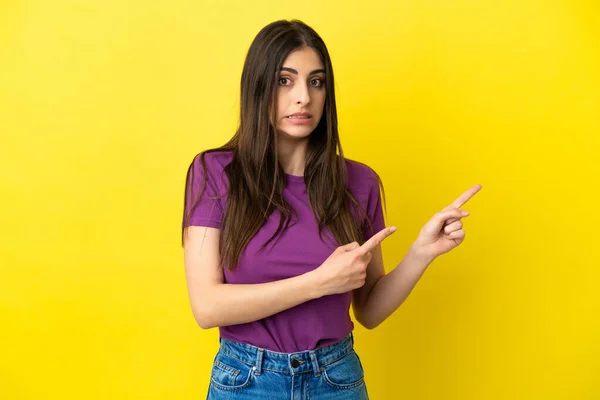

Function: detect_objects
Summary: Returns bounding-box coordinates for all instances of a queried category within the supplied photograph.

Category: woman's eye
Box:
[278,77,291,85]
[311,78,324,87]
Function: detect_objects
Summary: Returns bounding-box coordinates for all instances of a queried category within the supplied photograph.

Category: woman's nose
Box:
[294,82,310,105]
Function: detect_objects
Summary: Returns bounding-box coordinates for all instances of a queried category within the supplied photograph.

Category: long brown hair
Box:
[182,19,385,270]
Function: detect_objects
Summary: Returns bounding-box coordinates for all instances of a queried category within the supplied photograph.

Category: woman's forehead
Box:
[281,47,324,72]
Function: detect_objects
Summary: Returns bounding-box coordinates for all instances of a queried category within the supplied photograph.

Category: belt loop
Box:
[254,348,264,375]
[309,351,321,377]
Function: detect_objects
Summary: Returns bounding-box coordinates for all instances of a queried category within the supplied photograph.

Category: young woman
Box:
[182,19,481,400]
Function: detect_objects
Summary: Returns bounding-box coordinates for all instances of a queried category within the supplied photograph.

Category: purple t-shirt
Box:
[184,150,385,352]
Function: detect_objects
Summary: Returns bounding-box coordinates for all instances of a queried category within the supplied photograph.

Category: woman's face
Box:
[274,46,326,141]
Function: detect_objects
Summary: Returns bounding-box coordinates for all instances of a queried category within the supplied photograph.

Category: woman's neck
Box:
[278,137,309,176]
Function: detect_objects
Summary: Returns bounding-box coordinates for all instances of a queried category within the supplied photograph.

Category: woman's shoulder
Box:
[190,148,234,175]
[187,149,234,192]
[194,148,234,165]
[343,156,379,184]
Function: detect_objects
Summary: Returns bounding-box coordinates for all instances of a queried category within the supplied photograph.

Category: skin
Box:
[269,48,484,329]
[273,46,326,177]
[182,45,483,330]
[350,184,482,329]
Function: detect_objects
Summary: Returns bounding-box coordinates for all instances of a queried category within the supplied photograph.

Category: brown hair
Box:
[182,19,385,270]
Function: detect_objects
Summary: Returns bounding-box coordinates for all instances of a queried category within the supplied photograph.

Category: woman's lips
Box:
[285,115,312,124]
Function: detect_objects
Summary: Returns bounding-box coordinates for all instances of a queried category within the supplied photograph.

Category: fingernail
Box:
[462,211,470,215]
[389,226,397,233]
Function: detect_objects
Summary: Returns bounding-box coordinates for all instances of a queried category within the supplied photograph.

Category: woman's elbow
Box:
[191,303,218,329]
[195,316,216,330]
[355,312,381,330]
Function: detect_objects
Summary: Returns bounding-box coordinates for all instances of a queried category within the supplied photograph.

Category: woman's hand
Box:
[312,226,397,297]
[410,184,482,263]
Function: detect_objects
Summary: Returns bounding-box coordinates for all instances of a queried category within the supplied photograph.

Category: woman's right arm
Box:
[183,226,325,329]
[184,225,391,329]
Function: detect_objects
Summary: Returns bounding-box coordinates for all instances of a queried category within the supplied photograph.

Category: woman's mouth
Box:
[285,115,312,124]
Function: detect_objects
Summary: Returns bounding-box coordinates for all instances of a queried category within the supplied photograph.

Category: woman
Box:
[182,19,481,400]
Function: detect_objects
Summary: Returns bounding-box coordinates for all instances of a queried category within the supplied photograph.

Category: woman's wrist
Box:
[303,269,325,300]
[407,243,436,269]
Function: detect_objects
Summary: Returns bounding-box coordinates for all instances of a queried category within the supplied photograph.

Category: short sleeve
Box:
[182,152,225,229]
[361,173,386,241]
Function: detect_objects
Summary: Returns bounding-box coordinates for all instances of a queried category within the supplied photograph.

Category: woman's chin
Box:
[276,126,315,141]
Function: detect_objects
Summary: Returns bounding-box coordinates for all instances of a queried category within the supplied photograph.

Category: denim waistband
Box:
[217,334,355,377]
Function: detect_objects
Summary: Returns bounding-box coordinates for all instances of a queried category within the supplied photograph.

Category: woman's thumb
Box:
[343,241,360,252]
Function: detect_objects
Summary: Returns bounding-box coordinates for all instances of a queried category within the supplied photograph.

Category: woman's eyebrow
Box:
[279,67,326,75]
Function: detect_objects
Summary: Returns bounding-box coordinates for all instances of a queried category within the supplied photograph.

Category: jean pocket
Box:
[322,350,365,390]
[210,352,254,391]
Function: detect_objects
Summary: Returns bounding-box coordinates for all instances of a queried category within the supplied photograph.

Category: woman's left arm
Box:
[352,244,432,329]
[352,184,482,329]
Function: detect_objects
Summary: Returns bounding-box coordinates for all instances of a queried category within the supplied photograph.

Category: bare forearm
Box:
[192,272,320,329]
[358,247,434,329]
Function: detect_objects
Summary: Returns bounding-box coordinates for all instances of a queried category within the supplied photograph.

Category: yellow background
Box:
[1,0,599,399]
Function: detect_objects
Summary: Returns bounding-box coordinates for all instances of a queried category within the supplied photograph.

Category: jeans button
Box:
[291,359,300,368]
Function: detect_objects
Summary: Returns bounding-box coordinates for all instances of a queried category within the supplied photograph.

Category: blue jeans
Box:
[206,334,369,399]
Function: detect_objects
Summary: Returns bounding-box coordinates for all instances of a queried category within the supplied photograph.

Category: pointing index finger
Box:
[448,184,482,209]
[357,226,396,255]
